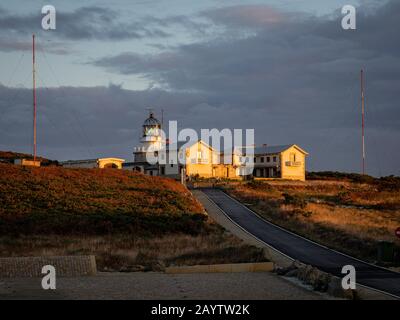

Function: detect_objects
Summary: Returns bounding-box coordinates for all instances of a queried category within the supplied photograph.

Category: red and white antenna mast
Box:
[32,34,37,161]
[361,69,365,175]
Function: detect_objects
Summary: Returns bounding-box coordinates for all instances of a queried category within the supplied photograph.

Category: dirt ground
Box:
[0,272,328,300]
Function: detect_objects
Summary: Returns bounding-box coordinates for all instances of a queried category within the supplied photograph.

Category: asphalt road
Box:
[202,188,400,298]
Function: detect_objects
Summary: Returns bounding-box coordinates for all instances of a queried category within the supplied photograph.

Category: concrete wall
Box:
[0,256,97,278]
[61,160,98,168]
[212,164,237,178]
[14,159,41,167]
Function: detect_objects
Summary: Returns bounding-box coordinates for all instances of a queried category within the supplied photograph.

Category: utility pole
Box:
[32,34,37,161]
[361,69,365,175]
[161,108,164,130]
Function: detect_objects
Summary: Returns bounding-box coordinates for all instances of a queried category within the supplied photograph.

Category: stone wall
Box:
[0,255,97,278]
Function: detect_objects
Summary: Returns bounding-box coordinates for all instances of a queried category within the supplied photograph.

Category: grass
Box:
[0,162,266,269]
[0,163,204,236]
[0,233,265,271]
[0,150,58,166]
[222,177,400,264]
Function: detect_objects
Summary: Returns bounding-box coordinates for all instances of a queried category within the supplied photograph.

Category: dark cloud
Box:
[89,0,400,175]
[0,83,207,161]
[0,37,72,54]
[1,1,400,176]
[0,5,170,42]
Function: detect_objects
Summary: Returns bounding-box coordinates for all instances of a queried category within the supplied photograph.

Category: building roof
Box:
[60,157,125,165]
[234,144,308,155]
[166,140,215,152]
[254,144,308,155]
[254,145,292,155]
[143,112,161,126]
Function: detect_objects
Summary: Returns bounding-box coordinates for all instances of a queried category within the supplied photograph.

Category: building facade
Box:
[60,158,125,169]
[252,144,308,181]
[130,112,308,181]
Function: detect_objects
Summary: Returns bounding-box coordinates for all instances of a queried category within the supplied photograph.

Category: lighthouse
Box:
[132,111,163,175]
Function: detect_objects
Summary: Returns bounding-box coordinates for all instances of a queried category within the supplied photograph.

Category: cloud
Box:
[1,1,400,176]
[0,37,72,54]
[0,6,170,41]
[88,1,400,175]
[0,83,207,161]
[202,4,287,28]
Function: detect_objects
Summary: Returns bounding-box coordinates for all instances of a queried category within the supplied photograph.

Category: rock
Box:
[297,265,314,282]
[285,269,299,277]
[275,260,304,275]
[307,268,331,292]
[327,278,355,299]
[119,265,146,272]
[150,261,166,272]
[295,265,332,292]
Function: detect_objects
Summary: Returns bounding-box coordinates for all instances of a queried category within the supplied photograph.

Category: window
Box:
[290,153,296,162]
[197,151,202,159]
[273,156,277,162]
[267,157,270,162]
[254,157,257,163]
[161,167,165,175]
[261,157,264,163]
[170,164,174,167]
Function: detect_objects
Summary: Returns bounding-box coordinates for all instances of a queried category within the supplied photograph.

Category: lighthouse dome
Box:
[143,112,161,127]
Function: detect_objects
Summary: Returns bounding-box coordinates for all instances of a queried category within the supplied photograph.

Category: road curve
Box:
[202,188,400,298]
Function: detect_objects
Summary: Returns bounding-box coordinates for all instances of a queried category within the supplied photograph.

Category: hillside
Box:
[0,163,204,235]
[0,151,58,166]
[0,163,266,270]
[222,178,400,265]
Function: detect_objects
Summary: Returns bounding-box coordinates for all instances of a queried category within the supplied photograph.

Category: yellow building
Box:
[131,112,308,181]
[60,157,125,169]
[160,141,308,181]
[252,144,308,181]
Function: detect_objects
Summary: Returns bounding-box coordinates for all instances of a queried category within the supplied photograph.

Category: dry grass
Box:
[0,163,205,235]
[0,163,266,269]
[224,179,400,263]
[0,233,266,271]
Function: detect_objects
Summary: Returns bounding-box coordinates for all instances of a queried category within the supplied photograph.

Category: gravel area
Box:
[0,272,327,300]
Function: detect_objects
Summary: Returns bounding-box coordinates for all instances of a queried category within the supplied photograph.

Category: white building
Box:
[132,112,164,176]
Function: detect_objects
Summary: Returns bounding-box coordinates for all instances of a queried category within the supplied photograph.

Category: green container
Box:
[377,241,394,263]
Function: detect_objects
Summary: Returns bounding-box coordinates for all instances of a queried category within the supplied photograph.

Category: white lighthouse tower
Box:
[132,111,163,175]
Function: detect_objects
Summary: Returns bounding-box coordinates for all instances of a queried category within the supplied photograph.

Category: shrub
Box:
[0,163,205,236]
[282,192,307,209]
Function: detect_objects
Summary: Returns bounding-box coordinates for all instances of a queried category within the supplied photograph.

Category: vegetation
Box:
[0,163,204,236]
[0,162,265,269]
[223,177,400,265]
[0,233,265,272]
[0,151,58,166]
[307,171,400,191]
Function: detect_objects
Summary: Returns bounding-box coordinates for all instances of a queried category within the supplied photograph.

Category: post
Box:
[361,69,365,175]
[32,34,37,161]
[161,108,164,130]
[181,168,186,186]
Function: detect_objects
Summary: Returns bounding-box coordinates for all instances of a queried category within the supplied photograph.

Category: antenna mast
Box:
[361,69,365,175]
[32,34,37,161]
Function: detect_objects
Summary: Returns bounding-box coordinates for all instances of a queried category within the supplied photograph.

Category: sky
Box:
[0,0,399,176]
